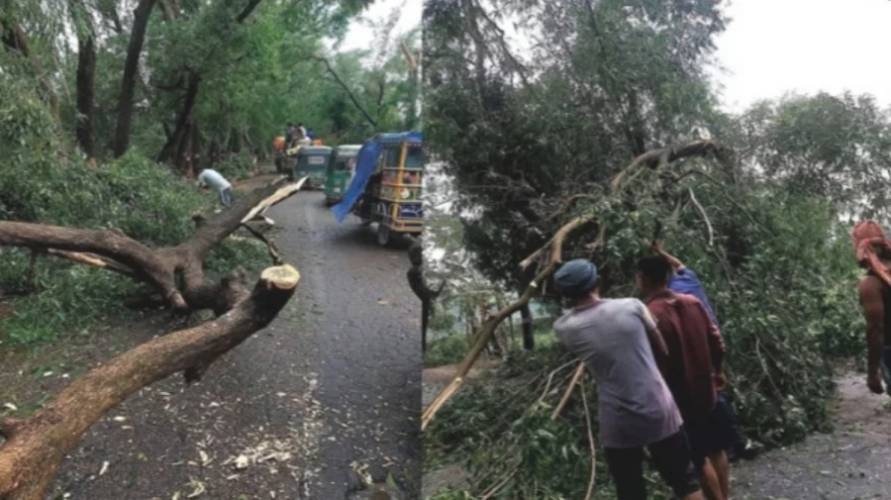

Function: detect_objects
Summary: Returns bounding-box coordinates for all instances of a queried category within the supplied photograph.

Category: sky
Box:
[712,0,891,112]
[337,0,422,53]
[334,0,891,112]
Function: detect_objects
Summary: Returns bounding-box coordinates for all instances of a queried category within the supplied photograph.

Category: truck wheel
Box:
[377,223,391,246]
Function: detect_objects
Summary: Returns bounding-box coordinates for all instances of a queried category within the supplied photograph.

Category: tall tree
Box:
[112,0,158,157]
[70,0,97,159]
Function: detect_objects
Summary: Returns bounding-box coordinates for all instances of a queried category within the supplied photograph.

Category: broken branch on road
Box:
[0,177,306,313]
[0,265,300,500]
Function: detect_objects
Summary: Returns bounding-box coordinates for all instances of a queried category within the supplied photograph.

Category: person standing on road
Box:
[853,220,891,395]
[651,241,759,463]
[285,122,295,147]
[197,168,234,207]
[637,255,729,500]
[552,259,705,500]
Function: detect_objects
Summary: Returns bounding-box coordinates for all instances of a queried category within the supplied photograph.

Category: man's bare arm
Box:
[651,240,684,271]
[641,305,669,359]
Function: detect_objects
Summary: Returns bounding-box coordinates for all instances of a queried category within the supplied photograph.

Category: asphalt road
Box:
[50,190,422,499]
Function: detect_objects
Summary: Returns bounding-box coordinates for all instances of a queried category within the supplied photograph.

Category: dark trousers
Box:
[604,430,700,500]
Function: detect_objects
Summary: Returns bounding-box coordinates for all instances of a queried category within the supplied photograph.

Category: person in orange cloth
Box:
[273,136,286,152]
[854,220,891,394]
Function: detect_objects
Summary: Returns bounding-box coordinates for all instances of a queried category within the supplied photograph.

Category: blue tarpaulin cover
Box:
[331,131,422,223]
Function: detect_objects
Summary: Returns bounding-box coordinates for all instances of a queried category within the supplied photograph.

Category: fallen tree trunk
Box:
[421,140,731,430]
[0,177,306,313]
[0,264,300,500]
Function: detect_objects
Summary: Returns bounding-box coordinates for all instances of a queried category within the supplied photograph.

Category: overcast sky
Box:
[337,0,422,53]
[712,0,891,112]
[337,0,891,112]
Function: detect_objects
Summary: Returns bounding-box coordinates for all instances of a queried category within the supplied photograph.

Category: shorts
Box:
[684,401,736,469]
[881,347,891,391]
[605,430,701,500]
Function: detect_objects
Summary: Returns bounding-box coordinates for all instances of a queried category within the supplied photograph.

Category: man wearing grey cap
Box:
[552,259,704,500]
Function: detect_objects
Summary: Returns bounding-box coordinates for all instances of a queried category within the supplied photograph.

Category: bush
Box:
[425,334,471,367]
[213,152,257,181]
[0,74,266,346]
[425,347,672,499]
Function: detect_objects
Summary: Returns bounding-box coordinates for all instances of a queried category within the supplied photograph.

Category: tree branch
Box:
[422,140,733,429]
[0,265,300,500]
[0,179,305,312]
[235,0,262,23]
[312,56,378,128]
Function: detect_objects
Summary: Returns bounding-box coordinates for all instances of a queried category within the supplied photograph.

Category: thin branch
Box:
[581,380,597,500]
[688,187,714,247]
[312,56,378,128]
[239,224,282,265]
[550,362,585,420]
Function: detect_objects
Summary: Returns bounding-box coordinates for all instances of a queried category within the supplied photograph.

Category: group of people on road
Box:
[553,242,753,500]
[285,122,309,148]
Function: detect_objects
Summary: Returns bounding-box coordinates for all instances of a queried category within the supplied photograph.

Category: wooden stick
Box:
[47,249,137,277]
[551,362,586,420]
[688,187,714,247]
[581,380,597,500]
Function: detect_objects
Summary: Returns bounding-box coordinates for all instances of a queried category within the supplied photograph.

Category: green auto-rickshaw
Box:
[292,146,333,189]
[324,144,362,205]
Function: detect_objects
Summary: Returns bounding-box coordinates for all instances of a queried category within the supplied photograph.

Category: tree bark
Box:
[0,178,304,312]
[73,9,96,159]
[157,71,201,169]
[112,0,158,157]
[0,265,300,500]
[519,302,534,350]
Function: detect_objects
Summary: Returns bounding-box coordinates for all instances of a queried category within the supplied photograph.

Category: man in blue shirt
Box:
[651,241,759,462]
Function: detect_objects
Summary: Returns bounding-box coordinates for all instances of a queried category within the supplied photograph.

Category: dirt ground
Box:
[1,180,422,499]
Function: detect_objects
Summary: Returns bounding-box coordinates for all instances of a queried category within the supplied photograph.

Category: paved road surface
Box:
[51,190,422,499]
[731,372,891,500]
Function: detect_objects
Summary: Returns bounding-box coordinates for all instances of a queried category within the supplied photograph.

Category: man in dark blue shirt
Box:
[651,241,759,462]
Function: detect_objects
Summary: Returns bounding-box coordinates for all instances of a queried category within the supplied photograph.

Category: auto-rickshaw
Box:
[292,145,333,188]
[324,144,362,205]
[352,132,424,246]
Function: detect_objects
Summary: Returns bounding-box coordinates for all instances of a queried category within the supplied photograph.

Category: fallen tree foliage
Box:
[0,264,300,500]
[422,140,731,430]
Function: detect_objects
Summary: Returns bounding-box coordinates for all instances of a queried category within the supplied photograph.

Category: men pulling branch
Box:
[553,260,706,500]
[552,243,754,500]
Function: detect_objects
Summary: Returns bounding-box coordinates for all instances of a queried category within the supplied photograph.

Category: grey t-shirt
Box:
[554,298,682,449]
[197,169,231,192]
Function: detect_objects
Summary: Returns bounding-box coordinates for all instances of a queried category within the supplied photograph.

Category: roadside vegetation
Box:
[422,1,877,497]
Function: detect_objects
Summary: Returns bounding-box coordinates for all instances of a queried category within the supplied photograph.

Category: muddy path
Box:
[34,187,422,499]
[731,371,891,500]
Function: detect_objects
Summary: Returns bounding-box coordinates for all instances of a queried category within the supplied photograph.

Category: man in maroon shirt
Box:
[637,255,730,500]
